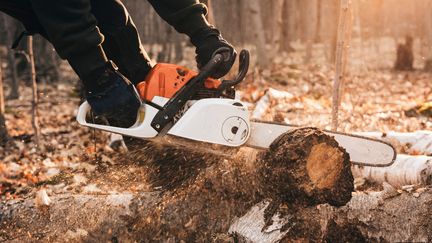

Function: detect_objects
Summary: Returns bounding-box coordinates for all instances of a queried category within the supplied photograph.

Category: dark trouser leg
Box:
[0,0,104,84]
[90,0,153,85]
[28,0,107,84]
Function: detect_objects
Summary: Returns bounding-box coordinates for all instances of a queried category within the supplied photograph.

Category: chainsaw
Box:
[77,50,396,167]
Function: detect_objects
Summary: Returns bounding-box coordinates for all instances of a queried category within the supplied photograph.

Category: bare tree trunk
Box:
[269,0,284,58]
[247,0,270,69]
[28,36,40,145]
[173,40,183,63]
[6,51,19,99]
[280,0,295,53]
[314,0,322,43]
[34,37,61,84]
[424,0,432,71]
[0,15,20,99]
[0,57,8,145]
[323,0,341,63]
[331,0,352,131]
[304,0,318,64]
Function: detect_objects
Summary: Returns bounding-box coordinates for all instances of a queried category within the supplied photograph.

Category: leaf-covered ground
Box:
[1,41,431,202]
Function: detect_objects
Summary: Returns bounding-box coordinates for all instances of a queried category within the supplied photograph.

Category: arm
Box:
[147,0,211,37]
[148,0,236,79]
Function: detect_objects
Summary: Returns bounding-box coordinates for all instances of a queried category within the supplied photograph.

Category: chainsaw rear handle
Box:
[76,101,159,138]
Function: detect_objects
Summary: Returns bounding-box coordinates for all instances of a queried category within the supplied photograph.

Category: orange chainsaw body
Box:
[136,63,221,101]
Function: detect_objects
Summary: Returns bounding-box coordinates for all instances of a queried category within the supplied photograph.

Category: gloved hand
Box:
[84,61,141,128]
[191,28,236,79]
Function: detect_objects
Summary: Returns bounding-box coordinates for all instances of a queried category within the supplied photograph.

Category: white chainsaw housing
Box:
[76,98,251,147]
[168,98,250,147]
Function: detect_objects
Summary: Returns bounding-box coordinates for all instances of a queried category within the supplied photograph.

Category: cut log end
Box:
[259,127,354,207]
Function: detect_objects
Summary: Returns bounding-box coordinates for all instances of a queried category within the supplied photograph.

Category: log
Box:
[1,128,353,241]
[352,131,432,188]
[352,154,432,188]
[325,189,432,242]
[230,189,432,242]
[251,88,295,120]
[357,130,432,155]
[259,127,353,207]
[2,189,430,242]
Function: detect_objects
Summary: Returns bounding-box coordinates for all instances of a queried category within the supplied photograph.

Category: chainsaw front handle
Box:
[205,49,250,89]
[220,49,249,88]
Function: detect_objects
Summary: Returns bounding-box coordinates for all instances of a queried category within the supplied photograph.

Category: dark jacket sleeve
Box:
[147,0,211,37]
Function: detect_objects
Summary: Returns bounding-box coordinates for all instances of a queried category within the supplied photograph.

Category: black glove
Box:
[84,61,141,128]
[191,28,236,79]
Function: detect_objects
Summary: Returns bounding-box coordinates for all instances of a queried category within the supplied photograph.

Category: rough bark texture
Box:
[1,128,355,241]
[1,189,430,242]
